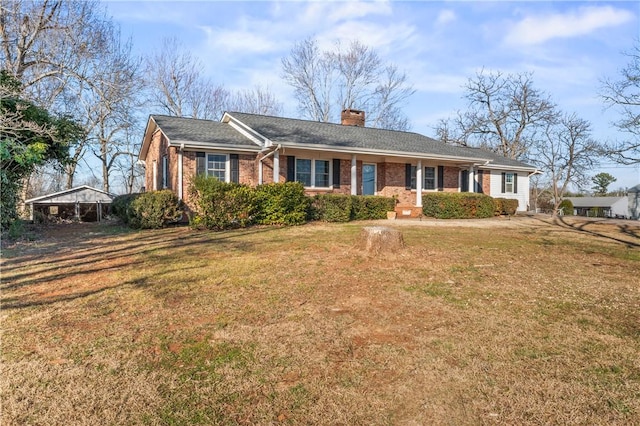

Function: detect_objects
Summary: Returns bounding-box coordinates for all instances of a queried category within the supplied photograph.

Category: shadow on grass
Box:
[547,216,640,248]
[1,224,283,309]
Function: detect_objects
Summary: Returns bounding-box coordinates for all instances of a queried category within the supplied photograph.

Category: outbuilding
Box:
[628,184,640,220]
[24,185,116,222]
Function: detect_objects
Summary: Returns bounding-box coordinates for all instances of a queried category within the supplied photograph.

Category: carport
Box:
[24,186,116,222]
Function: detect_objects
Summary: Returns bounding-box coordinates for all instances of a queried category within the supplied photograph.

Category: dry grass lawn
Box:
[1,215,639,425]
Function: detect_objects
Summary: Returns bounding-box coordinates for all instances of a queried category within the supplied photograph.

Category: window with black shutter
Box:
[437,166,444,191]
[230,154,239,183]
[196,152,206,176]
[287,156,295,182]
[333,159,341,188]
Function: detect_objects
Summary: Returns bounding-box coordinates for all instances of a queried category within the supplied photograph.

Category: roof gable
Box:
[25,186,115,204]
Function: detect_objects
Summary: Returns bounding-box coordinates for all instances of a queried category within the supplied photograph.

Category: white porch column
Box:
[258,160,263,185]
[273,151,280,183]
[351,154,357,195]
[416,160,423,207]
[469,166,475,193]
[177,148,183,199]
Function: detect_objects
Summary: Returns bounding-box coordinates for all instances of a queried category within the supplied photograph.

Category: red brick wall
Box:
[144,131,167,192]
[443,166,459,192]
[379,162,414,205]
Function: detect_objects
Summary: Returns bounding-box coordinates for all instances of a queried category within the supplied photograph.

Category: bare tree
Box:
[0,0,110,108]
[281,37,414,130]
[82,31,143,194]
[144,37,229,120]
[227,86,283,116]
[436,70,556,160]
[600,42,640,164]
[533,113,602,214]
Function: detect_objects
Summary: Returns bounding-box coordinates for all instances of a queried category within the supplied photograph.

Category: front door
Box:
[363,163,376,195]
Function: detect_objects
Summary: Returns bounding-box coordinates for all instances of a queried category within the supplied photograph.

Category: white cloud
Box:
[200,26,277,54]
[436,9,456,26]
[327,0,392,23]
[505,6,634,46]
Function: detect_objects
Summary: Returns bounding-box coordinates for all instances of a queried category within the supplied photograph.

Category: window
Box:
[502,172,517,194]
[207,154,227,181]
[424,167,436,190]
[294,158,331,188]
[162,156,169,188]
[315,160,330,187]
[295,159,312,186]
[409,166,436,190]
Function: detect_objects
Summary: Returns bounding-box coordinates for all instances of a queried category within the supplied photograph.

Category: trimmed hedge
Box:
[189,178,312,229]
[493,198,519,216]
[350,196,396,221]
[422,193,494,219]
[112,190,183,229]
[254,182,311,226]
[312,194,396,222]
[312,194,352,222]
[188,175,257,230]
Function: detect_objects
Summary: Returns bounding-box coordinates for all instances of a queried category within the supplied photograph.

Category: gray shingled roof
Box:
[564,197,627,208]
[151,112,535,170]
[152,115,258,147]
[228,112,534,169]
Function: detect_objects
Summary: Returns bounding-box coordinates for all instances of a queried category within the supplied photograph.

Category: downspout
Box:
[258,144,281,185]
[178,143,184,200]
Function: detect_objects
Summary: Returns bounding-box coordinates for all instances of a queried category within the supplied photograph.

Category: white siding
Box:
[486,170,529,212]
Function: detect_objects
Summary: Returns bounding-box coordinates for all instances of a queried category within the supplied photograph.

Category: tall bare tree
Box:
[145,37,283,120]
[436,70,556,160]
[533,113,602,214]
[0,0,110,108]
[600,42,640,164]
[281,37,414,130]
[228,86,283,116]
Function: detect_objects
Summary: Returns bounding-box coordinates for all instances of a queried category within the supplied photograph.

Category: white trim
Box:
[351,155,357,195]
[273,150,280,183]
[178,146,184,199]
[416,160,422,207]
[152,161,158,191]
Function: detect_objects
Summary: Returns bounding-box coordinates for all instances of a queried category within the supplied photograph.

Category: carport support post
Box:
[75,201,80,221]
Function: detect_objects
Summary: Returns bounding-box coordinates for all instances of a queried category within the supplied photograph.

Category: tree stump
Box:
[360,226,404,255]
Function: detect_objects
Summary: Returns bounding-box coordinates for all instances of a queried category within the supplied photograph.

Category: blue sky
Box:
[106,0,640,190]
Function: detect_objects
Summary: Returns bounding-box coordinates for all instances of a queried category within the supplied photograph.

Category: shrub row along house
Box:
[138,109,536,217]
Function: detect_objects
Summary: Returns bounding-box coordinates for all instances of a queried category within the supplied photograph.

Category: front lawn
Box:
[2,217,639,425]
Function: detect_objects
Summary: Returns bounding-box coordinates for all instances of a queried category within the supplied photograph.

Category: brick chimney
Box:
[341,109,365,127]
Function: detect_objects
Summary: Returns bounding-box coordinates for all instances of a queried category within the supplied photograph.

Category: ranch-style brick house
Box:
[138,109,536,216]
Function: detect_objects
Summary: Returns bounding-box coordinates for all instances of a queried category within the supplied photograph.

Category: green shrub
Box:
[350,195,396,220]
[188,175,256,230]
[422,193,495,219]
[113,190,183,229]
[111,193,139,224]
[493,198,519,216]
[558,199,574,216]
[311,194,352,222]
[254,182,311,226]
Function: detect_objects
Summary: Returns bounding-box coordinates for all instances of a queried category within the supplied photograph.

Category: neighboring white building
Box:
[564,196,630,219]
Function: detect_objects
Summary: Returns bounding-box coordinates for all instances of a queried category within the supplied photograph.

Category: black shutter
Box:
[461,170,469,192]
[405,164,412,190]
[196,152,206,176]
[477,170,484,193]
[287,156,295,182]
[513,173,518,194]
[437,166,444,191]
[501,172,506,193]
[333,159,341,188]
[230,154,239,183]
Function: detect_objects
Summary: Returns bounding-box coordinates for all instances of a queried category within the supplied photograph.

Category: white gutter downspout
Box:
[351,155,357,195]
[258,144,281,185]
[178,143,184,200]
